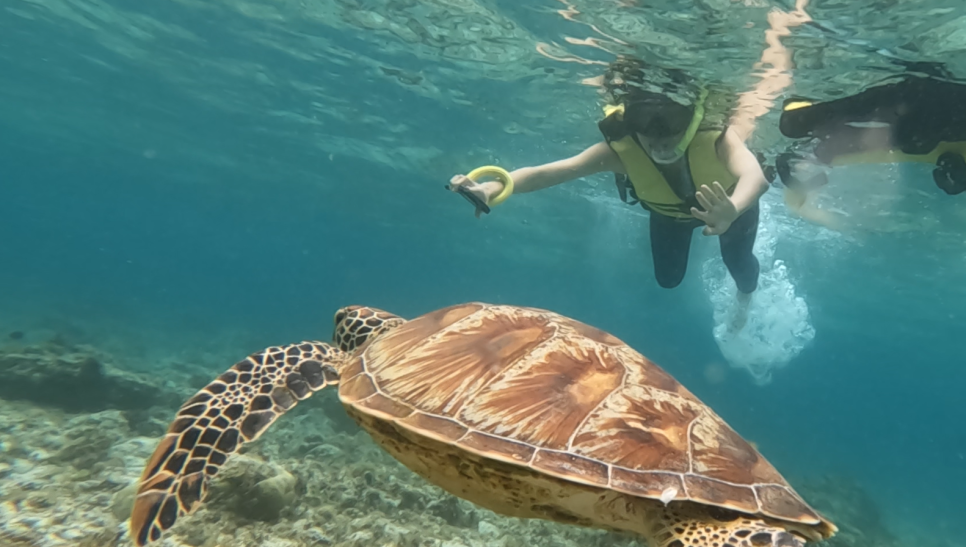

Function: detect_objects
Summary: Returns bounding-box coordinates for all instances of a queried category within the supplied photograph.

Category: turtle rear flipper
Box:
[129,342,342,546]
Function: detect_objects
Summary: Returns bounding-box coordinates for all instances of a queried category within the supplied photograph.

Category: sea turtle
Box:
[130,302,837,547]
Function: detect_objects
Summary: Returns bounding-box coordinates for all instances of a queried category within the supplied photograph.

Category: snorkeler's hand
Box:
[692,181,739,236]
[448,175,505,219]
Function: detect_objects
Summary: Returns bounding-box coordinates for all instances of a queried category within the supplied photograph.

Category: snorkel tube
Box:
[671,87,708,159]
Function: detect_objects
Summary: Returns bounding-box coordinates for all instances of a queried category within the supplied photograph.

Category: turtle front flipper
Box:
[129,341,343,546]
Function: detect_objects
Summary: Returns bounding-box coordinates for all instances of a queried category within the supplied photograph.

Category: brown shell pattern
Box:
[339,303,823,526]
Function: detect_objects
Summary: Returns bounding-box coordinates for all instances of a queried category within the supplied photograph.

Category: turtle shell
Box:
[337,303,831,533]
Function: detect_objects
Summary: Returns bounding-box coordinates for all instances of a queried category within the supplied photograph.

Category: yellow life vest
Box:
[599,104,738,219]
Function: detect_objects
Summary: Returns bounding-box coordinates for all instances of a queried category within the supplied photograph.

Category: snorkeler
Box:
[775,72,966,229]
[448,57,770,331]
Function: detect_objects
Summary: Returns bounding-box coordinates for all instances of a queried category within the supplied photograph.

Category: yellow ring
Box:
[467,165,514,206]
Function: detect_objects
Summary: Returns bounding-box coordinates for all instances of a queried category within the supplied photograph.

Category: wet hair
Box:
[601,55,700,138]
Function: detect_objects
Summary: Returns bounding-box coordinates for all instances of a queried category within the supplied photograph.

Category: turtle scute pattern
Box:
[129,342,342,546]
[656,504,807,547]
[345,303,826,528]
[333,305,405,352]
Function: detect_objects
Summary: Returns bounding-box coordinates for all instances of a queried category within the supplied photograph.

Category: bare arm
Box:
[784,182,847,231]
[451,141,623,205]
[509,142,624,193]
[719,127,769,214]
[692,127,771,235]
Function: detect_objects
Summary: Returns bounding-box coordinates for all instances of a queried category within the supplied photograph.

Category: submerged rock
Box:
[427,496,480,529]
[208,454,299,522]
[110,481,138,522]
[0,400,146,547]
[48,411,130,471]
[0,343,182,413]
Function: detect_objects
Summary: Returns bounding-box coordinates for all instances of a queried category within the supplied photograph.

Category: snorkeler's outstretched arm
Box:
[448,142,622,215]
[507,142,625,193]
[719,128,769,214]
[782,184,847,231]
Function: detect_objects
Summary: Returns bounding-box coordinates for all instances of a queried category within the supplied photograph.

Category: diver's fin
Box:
[779,97,822,138]
[782,97,815,112]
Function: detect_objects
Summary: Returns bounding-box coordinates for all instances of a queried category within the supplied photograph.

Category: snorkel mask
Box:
[624,87,708,162]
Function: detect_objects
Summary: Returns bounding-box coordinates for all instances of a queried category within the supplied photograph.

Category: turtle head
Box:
[332,306,405,352]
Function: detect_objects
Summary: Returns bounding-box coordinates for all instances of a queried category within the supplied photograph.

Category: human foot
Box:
[728,291,752,333]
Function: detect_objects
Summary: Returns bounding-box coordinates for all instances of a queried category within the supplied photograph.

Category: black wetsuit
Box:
[649,204,760,293]
[618,148,761,294]
[781,75,966,160]
[777,74,966,195]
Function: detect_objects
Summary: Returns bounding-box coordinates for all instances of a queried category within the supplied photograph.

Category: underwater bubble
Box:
[702,197,815,384]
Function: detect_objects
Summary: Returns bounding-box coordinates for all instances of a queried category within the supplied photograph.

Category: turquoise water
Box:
[1,1,964,546]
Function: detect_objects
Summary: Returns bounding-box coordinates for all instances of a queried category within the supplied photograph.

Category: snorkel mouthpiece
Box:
[624,87,708,163]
